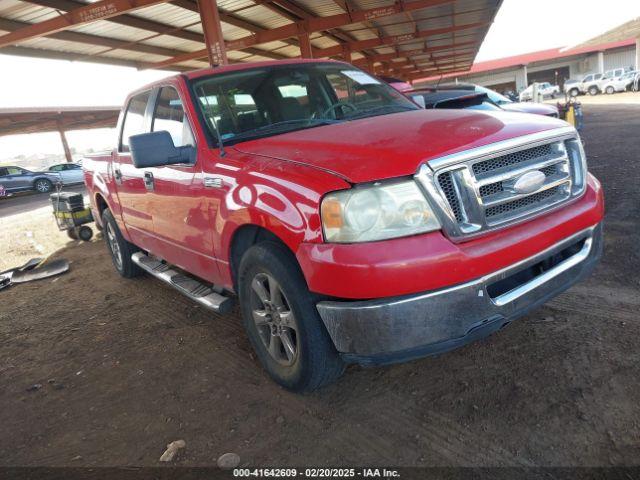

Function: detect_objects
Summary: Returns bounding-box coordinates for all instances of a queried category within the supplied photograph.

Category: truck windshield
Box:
[191,63,419,145]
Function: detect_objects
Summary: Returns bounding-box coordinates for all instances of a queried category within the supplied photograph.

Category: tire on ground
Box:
[34,178,52,193]
[102,209,142,278]
[238,241,345,392]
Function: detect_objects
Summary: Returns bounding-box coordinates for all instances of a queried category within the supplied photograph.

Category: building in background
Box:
[415,18,640,93]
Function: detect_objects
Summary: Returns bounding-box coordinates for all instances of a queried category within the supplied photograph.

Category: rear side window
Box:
[151,87,194,147]
[120,91,151,152]
[0,167,8,177]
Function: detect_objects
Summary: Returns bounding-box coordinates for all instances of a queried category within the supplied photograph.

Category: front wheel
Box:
[34,179,52,193]
[238,242,345,392]
[569,88,580,97]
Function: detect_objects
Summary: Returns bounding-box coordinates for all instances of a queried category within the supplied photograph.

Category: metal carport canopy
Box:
[0,0,503,81]
[0,106,120,162]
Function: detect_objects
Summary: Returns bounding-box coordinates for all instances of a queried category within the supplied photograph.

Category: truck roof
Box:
[184,58,347,80]
[127,58,350,101]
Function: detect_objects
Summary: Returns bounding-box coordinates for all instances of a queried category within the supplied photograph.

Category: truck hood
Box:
[501,102,559,117]
[234,109,569,184]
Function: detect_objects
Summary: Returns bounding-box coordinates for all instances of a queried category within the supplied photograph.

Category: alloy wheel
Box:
[35,180,50,192]
[106,222,123,270]
[250,272,299,366]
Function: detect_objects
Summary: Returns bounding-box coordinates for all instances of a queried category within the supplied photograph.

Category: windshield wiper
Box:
[343,104,417,120]
[229,118,342,141]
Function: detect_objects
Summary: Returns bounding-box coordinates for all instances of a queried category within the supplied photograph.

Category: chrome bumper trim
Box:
[316,223,602,360]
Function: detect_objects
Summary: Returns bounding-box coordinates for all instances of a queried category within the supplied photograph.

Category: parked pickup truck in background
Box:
[83,59,604,392]
[519,82,560,102]
[564,73,604,97]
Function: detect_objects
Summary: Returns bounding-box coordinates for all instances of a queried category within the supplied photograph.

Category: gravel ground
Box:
[0,105,638,470]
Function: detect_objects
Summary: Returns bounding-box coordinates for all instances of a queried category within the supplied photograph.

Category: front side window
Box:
[120,90,151,152]
[49,165,63,172]
[0,167,8,177]
[151,87,194,147]
[192,63,418,145]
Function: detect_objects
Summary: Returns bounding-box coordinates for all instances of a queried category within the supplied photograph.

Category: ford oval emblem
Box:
[513,170,546,194]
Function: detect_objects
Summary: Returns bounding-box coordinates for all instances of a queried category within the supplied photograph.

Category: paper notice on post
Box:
[341,70,381,85]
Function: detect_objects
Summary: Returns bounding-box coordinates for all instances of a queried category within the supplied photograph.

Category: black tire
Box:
[34,178,52,193]
[102,209,142,278]
[238,242,345,392]
[67,228,78,240]
[606,86,614,95]
[588,86,599,96]
[78,225,93,241]
[569,88,580,97]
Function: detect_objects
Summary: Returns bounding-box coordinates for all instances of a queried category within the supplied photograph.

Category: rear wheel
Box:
[588,86,599,96]
[102,209,142,278]
[606,86,615,94]
[34,179,52,193]
[238,242,345,392]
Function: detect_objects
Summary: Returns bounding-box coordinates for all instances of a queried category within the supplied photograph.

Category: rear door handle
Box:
[143,171,154,191]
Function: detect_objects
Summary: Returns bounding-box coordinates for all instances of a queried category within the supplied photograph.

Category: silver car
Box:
[47,163,84,185]
[0,166,61,194]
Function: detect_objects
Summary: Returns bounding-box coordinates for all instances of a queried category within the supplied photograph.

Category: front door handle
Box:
[143,171,154,191]
[114,168,122,185]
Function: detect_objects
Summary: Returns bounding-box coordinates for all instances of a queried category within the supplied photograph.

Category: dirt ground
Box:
[0,184,86,272]
[0,105,639,469]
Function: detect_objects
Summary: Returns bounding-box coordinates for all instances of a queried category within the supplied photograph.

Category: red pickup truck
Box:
[83,59,604,392]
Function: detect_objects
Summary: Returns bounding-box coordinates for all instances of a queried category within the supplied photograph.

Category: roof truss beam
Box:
[0,0,173,49]
[145,0,456,69]
[0,16,186,58]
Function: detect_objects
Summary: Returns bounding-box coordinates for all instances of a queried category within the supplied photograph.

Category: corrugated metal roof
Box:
[0,0,502,80]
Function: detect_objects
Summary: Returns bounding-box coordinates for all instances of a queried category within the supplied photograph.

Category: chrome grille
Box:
[415,127,588,241]
[472,143,554,175]
[437,172,464,222]
[485,186,561,219]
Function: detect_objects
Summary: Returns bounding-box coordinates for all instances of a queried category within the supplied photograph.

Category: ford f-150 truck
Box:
[83,59,604,392]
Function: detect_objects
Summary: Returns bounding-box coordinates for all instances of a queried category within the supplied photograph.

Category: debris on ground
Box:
[217,452,240,469]
[26,383,42,392]
[159,439,186,462]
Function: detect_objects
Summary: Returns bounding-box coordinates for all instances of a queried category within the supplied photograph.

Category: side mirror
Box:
[129,131,195,168]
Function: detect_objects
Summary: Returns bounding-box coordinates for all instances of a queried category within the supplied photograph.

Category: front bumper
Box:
[316,223,602,365]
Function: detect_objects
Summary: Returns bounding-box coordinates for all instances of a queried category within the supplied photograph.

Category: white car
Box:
[48,163,84,185]
[600,70,637,94]
[519,82,560,102]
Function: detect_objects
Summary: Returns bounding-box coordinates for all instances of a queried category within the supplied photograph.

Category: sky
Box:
[1,0,639,161]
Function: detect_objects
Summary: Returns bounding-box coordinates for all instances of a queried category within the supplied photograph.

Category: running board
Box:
[131,252,233,314]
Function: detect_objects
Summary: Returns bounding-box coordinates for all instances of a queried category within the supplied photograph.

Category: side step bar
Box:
[131,252,233,314]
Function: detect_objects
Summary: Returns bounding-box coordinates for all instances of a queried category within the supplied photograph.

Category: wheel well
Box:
[95,194,108,224]
[229,225,293,291]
